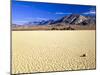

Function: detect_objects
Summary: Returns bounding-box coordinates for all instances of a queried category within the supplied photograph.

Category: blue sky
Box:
[12,0,96,25]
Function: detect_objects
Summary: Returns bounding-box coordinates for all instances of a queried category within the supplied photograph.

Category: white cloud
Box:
[55,12,72,15]
[82,9,96,15]
[35,17,48,20]
[83,11,95,15]
[12,20,28,25]
[27,17,48,21]
[14,20,27,23]
[24,17,48,21]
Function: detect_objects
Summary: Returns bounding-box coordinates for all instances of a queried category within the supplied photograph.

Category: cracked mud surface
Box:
[12,30,95,74]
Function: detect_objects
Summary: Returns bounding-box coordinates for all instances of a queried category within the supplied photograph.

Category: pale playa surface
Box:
[12,31,95,74]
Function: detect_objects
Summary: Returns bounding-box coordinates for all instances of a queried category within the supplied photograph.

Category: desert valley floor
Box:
[12,30,96,74]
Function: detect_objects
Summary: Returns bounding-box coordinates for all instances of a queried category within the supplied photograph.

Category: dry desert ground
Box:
[12,30,96,74]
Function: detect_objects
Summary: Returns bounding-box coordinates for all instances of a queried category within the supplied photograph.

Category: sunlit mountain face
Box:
[12,0,96,25]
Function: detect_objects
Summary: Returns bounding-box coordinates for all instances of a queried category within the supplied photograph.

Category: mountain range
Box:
[12,14,96,27]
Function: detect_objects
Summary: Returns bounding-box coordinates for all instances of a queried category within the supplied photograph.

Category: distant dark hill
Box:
[23,20,55,26]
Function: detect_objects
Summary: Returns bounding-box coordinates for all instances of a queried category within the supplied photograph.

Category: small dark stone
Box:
[80,54,86,57]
